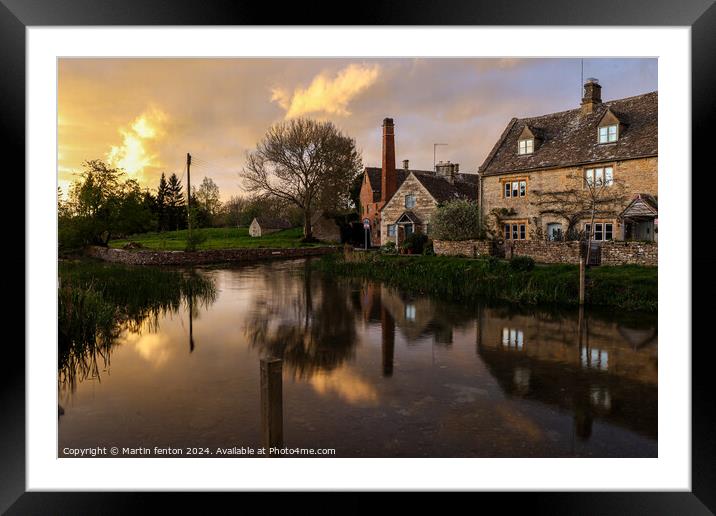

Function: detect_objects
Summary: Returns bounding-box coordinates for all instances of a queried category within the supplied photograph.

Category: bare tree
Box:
[241,118,362,241]
[532,170,627,247]
[531,170,627,304]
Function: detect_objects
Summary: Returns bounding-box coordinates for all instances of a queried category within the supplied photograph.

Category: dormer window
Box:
[599,124,618,143]
[518,138,534,155]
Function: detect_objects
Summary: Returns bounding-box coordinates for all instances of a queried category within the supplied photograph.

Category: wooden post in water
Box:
[260,357,283,453]
[579,256,586,305]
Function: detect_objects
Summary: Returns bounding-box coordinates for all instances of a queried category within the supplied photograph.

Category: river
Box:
[58,258,657,457]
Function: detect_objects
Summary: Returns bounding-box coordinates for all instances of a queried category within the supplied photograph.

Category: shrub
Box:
[380,241,397,254]
[430,199,483,241]
[510,255,535,272]
[401,233,429,254]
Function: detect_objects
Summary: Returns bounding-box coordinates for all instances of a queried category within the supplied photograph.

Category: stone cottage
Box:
[478,79,657,244]
[248,216,292,237]
[359,117,478,246]
[380,161,478,246]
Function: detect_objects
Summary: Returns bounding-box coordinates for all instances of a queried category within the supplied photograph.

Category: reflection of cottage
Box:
[479,79,657,242]
[248,217,292,237]
[358,117,478,246]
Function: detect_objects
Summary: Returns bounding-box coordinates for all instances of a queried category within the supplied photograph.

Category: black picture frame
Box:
[3,0,714,512]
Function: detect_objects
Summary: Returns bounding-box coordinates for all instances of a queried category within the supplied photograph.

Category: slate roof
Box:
[364,167,413,202]
[620,193,658,219]
[479,91,658,176]
[365,167,478,204]
[412,172,479,202]
[396,211,423,224]
[252,216,292,230]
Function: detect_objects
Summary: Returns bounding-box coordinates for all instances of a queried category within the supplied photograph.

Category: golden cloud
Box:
[271,64,380,119]
[106,107,167,178]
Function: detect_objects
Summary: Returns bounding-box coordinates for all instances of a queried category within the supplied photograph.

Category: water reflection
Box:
[58,262,217,395]
[58,259,657,457]
[475,305,657,440]
[244,262,358,379]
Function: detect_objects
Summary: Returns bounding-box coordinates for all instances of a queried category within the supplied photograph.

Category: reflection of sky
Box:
[59,262,658,457]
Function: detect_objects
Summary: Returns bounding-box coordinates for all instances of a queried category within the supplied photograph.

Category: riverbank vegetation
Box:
[313,252,657,312]
[58,260,217,391]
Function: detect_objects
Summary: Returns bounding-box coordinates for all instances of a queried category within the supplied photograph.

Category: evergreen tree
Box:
[156,172,169,231]
[165,173,186,230]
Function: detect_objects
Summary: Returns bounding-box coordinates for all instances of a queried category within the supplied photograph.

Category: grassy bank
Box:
[59,260,217,390]
[109,227,323,251]
[313,253,657,312]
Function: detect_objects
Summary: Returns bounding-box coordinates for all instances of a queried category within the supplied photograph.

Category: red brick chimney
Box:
[381,117,397,203]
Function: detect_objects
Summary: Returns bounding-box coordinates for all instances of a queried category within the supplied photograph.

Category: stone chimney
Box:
[581,77,602,115]
[381,118,397,203]
[435,160,458,184]
[403,159,410,170]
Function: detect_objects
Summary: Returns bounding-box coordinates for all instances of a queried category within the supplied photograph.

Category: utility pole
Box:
[433,143,448,171]
[186,152,192,234]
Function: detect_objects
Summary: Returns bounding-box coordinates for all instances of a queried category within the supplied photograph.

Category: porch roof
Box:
[395,211,422,225]
[620,193,658,221]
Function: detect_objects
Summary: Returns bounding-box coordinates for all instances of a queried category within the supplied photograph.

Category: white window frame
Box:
[585,222,614,241]
[598,124,619,143]
[405,194,416,209]
[585,166,614,187]
[518,138,534,155]
[387,224,397,237]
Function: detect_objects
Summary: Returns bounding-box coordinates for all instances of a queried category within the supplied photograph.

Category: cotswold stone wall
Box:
[433,239,493,257]
[86,245,339,266]
[508,240,582,264]
[435,239,657,266]
[601,241,657,266]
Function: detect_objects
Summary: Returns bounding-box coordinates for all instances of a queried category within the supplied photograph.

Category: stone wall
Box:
[434,239,493,258]
[601,241,657,266]
[434,239,657,266]
[508,240,583,264]
[86,245,338,266]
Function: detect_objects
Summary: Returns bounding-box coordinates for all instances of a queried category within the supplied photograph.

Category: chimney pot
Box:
[403,159,409,170]
[581,78,602,114]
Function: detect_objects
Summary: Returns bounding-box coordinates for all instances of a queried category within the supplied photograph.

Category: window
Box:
[405,194,416,209]
[424,223,429,235]
[585,166,614,187]
[405,304,416,321]
[504,222,527,240]
[504,179,527,198]
[387,224,397,237]
[518,138,534,155]
[585,222,614,241]
[598,124,618,143]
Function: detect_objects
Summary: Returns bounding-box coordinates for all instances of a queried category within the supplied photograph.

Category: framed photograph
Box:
[5,0,714,512]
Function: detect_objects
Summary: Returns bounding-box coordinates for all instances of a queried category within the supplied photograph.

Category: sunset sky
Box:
[58,58,657,200]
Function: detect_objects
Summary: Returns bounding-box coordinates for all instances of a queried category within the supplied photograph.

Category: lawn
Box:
[109,227,324,250]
